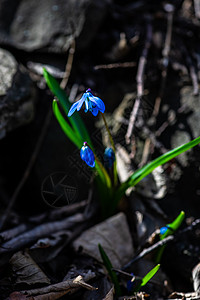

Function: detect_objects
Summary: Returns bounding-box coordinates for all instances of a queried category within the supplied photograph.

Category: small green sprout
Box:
[134,264,160,292]
[155,211,185,263]
[127,264,160,293]
[98,243,121,296]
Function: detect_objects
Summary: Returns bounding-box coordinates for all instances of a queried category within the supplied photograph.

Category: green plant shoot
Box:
[155,211,185,263]
[98,243,121,296]
[134,264,160,292]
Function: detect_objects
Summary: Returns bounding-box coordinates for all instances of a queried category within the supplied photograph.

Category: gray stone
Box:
[0,0,111,52]
[0,48,36,139]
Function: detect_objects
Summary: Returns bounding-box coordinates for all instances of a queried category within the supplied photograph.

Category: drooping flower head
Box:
[80,142,95,168]
[68,88,105,117]
[104,147,115,168]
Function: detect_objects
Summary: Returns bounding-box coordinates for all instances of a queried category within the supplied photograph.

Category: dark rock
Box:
[0,0,111,53]
[0,48,36,139]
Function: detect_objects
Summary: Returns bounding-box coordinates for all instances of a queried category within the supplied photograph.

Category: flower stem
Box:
[100,113,118,187]
[85,142,112,189]
[100,112,116,152]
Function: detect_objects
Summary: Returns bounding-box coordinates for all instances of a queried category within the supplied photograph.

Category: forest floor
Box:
[1,0,200,299]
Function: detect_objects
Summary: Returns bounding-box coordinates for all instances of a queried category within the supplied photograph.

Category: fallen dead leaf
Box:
[73,212,134,268]
[9,251,50,285]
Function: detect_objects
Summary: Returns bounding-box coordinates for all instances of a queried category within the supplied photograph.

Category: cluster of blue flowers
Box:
[68,89,115,169]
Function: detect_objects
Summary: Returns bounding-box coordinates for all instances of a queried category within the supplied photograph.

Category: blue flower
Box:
[160,225,174,235]
[104,147,115,168]
[80,142,95,168]
[68,89,105,117]
[159,226,168,235]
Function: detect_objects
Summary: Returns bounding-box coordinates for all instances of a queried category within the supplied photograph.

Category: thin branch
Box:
[94,61,136,70]
[0,213,86,254]
[60,39,76,90]
[126,16,152,144]
[123,218,200,270]
[152,4,174,119]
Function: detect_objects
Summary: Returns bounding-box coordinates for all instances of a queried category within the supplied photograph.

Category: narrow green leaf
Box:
[141,264,160,286]
[161,211,185,240]
[134,264,160,292]
[156,211,185,263]
[117,136,200,200]
[52,100,82,148]
[98,244,121,296]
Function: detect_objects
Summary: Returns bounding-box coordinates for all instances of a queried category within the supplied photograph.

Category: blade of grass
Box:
[98,244,121,296]
[155,211,185,263]
[116,136,200,201]
[52,100,82,148]
[134,264,160,292]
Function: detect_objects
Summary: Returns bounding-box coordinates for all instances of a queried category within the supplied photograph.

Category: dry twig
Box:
[126,16,152,144]
[0,213,86,254]
[123,218,200,269]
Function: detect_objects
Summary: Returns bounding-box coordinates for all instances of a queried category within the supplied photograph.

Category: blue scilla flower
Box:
[160,225,174,235]
[80,142,95,168]
[68,88,105,117]
[160,226,168,235]
[104,147,115,168]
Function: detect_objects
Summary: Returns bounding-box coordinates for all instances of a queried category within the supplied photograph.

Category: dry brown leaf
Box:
[73,212,134,268]
[9,251,50,285]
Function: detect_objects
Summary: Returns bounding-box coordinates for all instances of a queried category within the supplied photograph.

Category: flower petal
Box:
[77,93,87,111]
[84,98,89,113]
[89,95,105,113]
[68,101,80,117]
[91,106,99,116]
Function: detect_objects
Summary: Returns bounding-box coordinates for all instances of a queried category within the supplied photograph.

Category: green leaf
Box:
[98,244,121,296]
[134,264,160,292]
[117,135,200,200]
[141,264,160,286]
[155,211,185,263]
[161,211,185,240]
[52,100,82,148]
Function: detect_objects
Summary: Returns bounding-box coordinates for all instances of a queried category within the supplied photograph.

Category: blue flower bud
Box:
[80,143,95,168]
[104,147,115,168]
[160,225,174,235]
[159,226,168,235]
